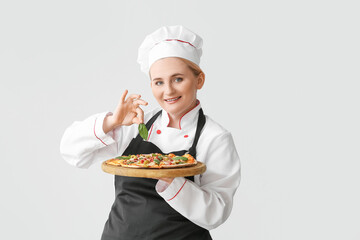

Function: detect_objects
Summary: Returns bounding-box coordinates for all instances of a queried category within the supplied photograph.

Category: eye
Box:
[174,77,183,83]
[154,81,163,86]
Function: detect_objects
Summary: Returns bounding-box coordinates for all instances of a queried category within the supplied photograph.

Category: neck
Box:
[167,115,180,129]
[167,99,198,129]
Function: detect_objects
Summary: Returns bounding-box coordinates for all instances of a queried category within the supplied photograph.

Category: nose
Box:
[164,82,175,95]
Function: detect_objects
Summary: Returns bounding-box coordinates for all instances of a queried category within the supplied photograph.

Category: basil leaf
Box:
[176,161,187,164]
[154,159,160,165]
[115,156,131,160]
[172,156,188,161]
[138,123,148,141]
[158,155,163,161]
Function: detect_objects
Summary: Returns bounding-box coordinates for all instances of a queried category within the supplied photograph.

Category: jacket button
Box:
[184,135,189,138]
[157,130,161,134]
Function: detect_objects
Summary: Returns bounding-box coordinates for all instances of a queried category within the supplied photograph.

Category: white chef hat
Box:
[137,25,203,76]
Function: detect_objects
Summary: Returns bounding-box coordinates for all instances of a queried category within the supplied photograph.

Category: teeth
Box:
[165,97,180,102]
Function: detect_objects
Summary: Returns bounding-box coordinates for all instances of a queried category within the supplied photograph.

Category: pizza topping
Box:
[115,155,131,160]
[107,153,197,169]
[172,156,188,161]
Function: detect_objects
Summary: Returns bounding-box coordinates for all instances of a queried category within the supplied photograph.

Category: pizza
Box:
[105,153,197,169]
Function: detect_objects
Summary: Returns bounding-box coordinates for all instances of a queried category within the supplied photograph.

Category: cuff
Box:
[155,180,170,193]
[156,177,187,201]
[94,112,116,146]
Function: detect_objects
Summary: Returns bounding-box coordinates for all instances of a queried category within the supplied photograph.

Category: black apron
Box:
[101,108,212,240]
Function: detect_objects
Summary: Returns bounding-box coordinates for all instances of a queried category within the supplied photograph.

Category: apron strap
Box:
[188,108,206,157]
[146,110,162,130]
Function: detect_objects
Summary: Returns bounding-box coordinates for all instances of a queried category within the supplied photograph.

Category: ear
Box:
[196,72,205,90]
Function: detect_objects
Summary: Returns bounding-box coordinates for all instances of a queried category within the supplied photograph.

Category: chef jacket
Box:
[60,102,241,230]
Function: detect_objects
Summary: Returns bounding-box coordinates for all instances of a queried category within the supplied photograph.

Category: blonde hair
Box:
[177,57,204,78]
[148,57,205,79]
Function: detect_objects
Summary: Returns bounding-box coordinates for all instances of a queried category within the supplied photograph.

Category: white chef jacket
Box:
[60,102,241,230]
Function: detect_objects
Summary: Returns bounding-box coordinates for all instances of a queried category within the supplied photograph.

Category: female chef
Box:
[60,25,241,240]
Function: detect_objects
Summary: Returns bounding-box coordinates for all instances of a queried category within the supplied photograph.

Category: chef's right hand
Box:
[103,89,148,134]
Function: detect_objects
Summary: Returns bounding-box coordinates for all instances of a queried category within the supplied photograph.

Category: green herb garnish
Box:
[115,156,131,160]
[154,159,160,165]
[138,123,148,141]
[172,156,188,161]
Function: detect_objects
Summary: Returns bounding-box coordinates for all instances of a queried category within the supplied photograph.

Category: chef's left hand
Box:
[154,178,174,184]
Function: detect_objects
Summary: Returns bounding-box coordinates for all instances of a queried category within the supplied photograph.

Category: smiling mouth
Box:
[164,96,181,102]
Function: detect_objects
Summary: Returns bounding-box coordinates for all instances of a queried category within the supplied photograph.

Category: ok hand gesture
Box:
[103,90,148,133]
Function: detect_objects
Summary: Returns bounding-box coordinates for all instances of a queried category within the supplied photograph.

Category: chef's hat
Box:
[137,25,203,76]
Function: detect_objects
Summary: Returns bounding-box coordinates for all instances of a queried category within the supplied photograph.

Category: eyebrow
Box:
[152,73,184,81]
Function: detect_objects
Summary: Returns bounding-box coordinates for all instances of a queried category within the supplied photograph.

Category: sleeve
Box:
[59,112,136,169]
[155,132,241,230]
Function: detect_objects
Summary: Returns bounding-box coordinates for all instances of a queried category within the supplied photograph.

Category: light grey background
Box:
[1,0,359,239]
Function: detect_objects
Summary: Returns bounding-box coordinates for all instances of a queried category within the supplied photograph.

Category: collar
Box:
[160,100,201,130]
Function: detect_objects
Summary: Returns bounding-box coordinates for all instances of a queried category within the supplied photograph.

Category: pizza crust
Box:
[105,159,122,166]
[160,161,197,168]
[119,164,143,168]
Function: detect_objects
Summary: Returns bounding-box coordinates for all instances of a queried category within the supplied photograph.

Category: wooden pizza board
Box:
[101,161,206,178]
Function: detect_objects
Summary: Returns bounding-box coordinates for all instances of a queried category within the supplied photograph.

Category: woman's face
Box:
[149,57,204,118]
